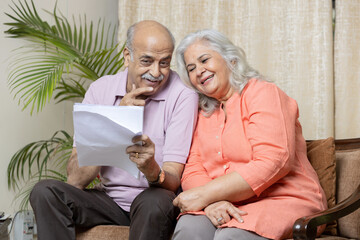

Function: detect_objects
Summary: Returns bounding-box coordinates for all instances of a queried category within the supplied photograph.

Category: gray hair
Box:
[176,29,261,115]
[126,21,176,60]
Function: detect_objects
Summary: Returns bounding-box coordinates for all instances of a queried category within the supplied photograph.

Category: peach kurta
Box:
[181,79,327,240]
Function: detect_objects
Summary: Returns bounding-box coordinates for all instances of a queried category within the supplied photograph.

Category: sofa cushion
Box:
[336,148,360,239]
[306,137,337,235]
[76,225,129,240]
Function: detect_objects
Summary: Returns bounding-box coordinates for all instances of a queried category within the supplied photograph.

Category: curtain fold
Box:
[118,0,358,140]
[334,0,360,139]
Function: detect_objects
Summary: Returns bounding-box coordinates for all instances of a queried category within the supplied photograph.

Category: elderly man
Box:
[30,20,198,240]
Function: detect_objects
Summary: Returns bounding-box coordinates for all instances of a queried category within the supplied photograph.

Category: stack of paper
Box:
[73,103,143,178]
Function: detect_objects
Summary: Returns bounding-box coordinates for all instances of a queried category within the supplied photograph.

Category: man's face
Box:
[124,34,173,96]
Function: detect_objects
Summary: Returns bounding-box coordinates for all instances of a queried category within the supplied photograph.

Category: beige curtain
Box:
[334,0,360,139]
[118,0,359,140]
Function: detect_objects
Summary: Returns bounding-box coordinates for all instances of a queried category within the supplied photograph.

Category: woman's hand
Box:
[173,186,208,212]
[204,201,247,227]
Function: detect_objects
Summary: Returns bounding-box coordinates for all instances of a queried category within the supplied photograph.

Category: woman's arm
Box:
[173,171,255,212]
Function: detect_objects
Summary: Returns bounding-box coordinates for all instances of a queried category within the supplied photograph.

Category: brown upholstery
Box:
[293,138,360,240]
[306,137,337,235]
[76,138,360,240]
[76,225,129,240]
[335,147,360,238]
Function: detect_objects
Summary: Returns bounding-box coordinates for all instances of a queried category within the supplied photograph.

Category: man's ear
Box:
[123,47,131,67]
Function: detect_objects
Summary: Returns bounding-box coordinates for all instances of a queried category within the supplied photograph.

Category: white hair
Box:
[176,29,261,115]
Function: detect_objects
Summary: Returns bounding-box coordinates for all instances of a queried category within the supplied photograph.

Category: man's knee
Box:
[131,187,177,217]
[30,179,66,207]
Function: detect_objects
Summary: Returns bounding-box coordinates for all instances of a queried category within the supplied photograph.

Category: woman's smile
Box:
[184,40,234,102]
[201,74,214,85]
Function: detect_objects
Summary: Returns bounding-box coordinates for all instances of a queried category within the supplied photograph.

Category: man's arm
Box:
[126,135,184,193]
[66,148,100,189]
[149,161,184,193]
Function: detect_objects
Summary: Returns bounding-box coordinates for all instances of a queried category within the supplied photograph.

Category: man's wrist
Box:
[147,168,165,185]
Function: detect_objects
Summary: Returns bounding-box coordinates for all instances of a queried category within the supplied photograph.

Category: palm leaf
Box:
[7,130,73,191]
[54,78,88,103]
[5,0,124,114]
[6,0,123,209]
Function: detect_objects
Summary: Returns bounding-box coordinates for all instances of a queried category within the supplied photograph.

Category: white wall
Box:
[0,0,118,215]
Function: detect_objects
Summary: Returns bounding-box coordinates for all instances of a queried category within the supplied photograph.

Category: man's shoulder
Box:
[90,71,125,88]
[87,71,126,97]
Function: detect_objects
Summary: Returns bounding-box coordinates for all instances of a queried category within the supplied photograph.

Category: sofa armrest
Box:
[293,184,360,240]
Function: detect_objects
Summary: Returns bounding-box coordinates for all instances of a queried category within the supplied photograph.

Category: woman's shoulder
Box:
[242,78,283,98]
[242,78,297,110]
[246,78,277,90]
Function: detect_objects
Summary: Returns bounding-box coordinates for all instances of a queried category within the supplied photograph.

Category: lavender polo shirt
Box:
[78,68,198,211]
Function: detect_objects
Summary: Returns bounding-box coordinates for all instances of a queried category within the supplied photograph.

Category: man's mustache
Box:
[141,72,164,81]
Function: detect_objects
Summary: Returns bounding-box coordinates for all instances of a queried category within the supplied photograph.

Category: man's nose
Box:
[149,64,161,78]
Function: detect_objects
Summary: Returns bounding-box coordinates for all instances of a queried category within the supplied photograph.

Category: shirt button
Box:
[223,164,227,169]
[216,136,219,139]
[218,151,221,155]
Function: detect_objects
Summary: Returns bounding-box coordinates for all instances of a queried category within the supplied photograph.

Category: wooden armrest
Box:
[293,184,360,240]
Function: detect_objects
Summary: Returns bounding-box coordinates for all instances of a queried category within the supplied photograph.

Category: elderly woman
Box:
[172,29,327,240]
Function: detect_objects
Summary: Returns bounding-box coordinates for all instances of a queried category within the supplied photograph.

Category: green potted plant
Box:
[5,0,124,209]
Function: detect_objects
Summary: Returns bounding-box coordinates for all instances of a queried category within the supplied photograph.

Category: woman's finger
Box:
[173,197,179,207]
[221,211,231,223]
[209,216,220,227]
[227,206,246,223]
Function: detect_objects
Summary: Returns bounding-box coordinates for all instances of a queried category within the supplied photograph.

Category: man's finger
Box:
[132,135,151,145]
[131,99,146,106]
[131,87,154,97]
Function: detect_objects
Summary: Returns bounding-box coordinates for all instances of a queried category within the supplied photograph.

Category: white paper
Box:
[73,103,143,178]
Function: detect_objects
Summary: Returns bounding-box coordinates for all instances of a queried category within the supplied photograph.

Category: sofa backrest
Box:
[306,138,360,237]
[335,138,360,238]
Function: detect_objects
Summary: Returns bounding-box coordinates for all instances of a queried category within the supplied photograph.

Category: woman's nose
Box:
[196,65,205,76]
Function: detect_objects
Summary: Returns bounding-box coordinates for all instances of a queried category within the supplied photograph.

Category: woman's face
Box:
[184,40,233,102]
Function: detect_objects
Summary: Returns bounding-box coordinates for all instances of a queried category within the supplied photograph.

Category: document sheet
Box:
[73,103,143,178]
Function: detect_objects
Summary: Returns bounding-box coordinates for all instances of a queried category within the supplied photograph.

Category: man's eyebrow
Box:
[161,56,172,61]
[139,55,153,59]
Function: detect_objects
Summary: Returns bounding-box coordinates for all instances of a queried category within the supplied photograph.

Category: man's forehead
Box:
[136,50,173,59]
[133,39,173,60]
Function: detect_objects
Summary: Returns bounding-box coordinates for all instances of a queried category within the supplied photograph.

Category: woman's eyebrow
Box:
[186,63,195,69]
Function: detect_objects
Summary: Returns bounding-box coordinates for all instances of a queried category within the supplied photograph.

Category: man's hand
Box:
[126,134,160,181]
[66,148,100,189]
[204,201,247,227]
[120,84,153,106]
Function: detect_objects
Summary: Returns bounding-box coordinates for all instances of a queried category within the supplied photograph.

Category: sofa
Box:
[76,138,360,240]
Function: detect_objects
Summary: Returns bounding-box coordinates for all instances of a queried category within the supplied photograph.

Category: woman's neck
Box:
[219,87,235,105]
